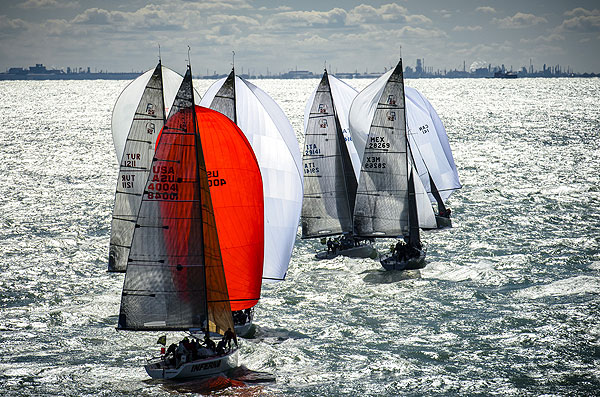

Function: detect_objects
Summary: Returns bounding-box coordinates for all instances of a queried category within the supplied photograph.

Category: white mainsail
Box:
[351,61,437,234]
[349,73,461,203]
[301,70,357,239]
[200,74,303,283]
[111,65,201,163]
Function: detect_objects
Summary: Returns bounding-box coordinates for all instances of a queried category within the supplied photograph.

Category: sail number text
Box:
[368,136,390,149]
[364,156,386,169]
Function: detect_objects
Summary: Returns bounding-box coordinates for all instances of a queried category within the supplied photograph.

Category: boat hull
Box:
[315,244,377,260]
[435,215,452,229]
[380,250,426,271]
[235,319,253,338]
[145,349,238,380]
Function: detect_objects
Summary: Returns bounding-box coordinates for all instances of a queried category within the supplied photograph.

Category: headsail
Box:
[200,75,302,283]
[118,67,233,334]
[195,105,264,311]
[109,62,165,272]
[301,70,357,238]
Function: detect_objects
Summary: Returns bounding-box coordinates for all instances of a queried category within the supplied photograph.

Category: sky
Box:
[0,0,599,75]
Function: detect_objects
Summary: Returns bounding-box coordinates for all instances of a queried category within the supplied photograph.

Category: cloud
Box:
[564,8,600,17]
[519,33,565,44]
[0,15,28,37]
[476,7,496,14]
[18,0,78,8]
[557,9,600,32]
[268,8,347,28]
[493,12,548,29]
[452,25,482,32]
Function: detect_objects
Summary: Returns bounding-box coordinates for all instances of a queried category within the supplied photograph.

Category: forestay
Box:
[200,73,303,283]
[301,71,357,238]
[118,69,233,335]
[109,63,165,272]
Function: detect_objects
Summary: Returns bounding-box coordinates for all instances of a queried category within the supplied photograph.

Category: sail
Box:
[118,69,233,334]
[304,74,361,179]
[301,71,357,238]
[200,76,302,283]
[109,62,165,272]
[111,65,201,163]
[353,62,410,237]
[195,105,264,311]
[349,78,460,203]
[405,86,461,203]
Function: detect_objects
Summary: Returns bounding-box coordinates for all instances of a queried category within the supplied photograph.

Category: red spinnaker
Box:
[196,106,264,310]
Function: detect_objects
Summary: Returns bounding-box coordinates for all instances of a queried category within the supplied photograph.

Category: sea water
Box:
[0,77,599,395]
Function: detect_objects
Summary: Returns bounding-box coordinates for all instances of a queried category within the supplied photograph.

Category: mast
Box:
[398,57,421,244]
[329,70,358,226]
[187,55,210,337]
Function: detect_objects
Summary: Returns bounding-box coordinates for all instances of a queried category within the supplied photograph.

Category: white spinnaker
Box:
[412,162,437,229]
[406,87,460,188]
[201,76,303,283]
[111,66,201,162]
[349,71,460,203]
[304,74,361,180]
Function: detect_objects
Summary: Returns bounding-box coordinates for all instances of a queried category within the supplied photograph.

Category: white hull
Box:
[315,244,377,260]
[380,249,426,271]
[145,349,238,380]
[235,319,253,338]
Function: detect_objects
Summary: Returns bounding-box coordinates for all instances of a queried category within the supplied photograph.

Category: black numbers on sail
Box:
[365,156,386,169]
[121,174,135,189]
[123,153,141,167]
[419,124,430,134]
[305,143,320,156]
[368,136,390,149]
[304,162,319,174]
[207,170,226,188]
[147,192,178,200]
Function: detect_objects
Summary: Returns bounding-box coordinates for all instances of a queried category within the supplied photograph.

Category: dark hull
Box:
[380,250,426,271]
[315,244,377,260]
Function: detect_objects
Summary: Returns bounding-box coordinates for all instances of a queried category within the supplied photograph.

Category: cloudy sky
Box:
[1,0,599,75]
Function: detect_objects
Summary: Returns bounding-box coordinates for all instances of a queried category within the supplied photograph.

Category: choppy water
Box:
[0,77,599,396]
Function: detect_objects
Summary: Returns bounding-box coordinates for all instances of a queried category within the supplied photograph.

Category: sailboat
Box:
[301,69,377,260]
[350,58,437,271]
[350,81,461,230]
[109,61,201,272]
[200,68,302,284]
[117,64,261,379]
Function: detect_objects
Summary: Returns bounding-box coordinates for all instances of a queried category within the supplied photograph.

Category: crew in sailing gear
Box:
[224,328,238,349]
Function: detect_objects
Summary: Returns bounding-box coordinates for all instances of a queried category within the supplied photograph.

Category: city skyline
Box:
[1,0,599,75]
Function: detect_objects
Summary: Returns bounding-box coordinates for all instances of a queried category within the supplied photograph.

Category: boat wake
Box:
[361,268,422,284]
[147,365,275,394]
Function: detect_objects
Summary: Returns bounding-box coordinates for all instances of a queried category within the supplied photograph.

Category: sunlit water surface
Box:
[0,77,599,396]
